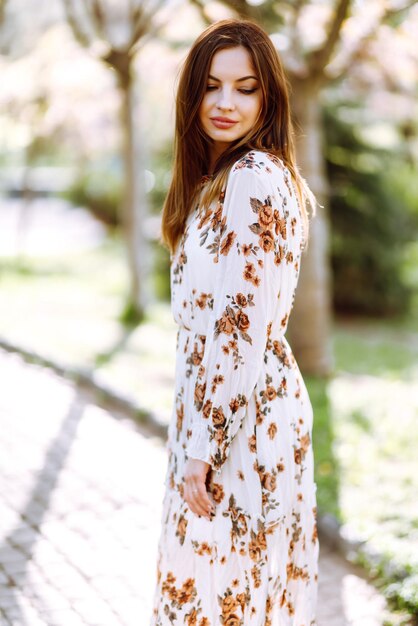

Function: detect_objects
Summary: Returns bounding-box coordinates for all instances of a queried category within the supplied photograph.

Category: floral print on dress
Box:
[151,150,319,626]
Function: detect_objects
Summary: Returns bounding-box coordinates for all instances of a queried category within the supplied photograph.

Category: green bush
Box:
[148,143,173,301]
[152,241,171,302]
[324,106,418,316]
[386,574,418,618]
[357,550,418,621]
[306,376,341,520]
[63,161,122,227]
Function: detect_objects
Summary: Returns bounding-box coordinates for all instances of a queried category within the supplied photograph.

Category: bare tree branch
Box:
[307,0,351,79]
[290,0,308,24]
[130,1,184,55]
[327,0,418,82]
[189,0,212,26]
[85,0,107,39]
[216,0,259,20]
[130,3,152,48]
[0,0,7,25]
[385,0,418,17]
[62,0,92,47]
[288,0,306,51]
[286,0,311,80]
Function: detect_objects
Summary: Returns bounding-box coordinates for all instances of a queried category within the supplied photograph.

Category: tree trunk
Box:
[118,66,151,321]
[287,79,334,376]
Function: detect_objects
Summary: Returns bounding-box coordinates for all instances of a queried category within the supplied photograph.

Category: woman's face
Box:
[199,46,263,158]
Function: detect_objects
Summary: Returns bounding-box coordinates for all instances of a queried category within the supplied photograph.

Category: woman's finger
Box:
[184,482,201,517]
[195,482,215,514]
[199,485,215,517]
[186,482,214,519]
[183,459,216,518]
[189,484,211,518]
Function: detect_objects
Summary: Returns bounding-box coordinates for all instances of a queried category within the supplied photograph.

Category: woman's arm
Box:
[186,162,290,474]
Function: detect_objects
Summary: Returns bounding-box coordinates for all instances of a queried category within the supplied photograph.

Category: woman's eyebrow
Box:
[208,74,259,82]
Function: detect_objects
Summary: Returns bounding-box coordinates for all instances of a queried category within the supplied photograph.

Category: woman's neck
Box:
[208,142,228,175]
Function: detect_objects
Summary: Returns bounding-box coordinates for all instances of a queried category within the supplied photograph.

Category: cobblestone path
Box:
[0,350,387,625]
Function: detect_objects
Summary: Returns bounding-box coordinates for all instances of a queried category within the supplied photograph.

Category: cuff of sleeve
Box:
[186,421,212,464]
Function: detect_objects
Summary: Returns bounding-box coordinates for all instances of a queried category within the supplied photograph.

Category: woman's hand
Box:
[184,458,216,520]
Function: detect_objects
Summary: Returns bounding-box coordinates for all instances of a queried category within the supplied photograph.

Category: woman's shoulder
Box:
[226,150,299,215]
[228,150,289,190]
[229,149,288,183]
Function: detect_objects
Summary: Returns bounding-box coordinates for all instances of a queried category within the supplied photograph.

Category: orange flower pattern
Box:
[151,151,319,625]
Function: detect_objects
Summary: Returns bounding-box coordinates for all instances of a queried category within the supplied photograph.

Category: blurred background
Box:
[0,0,417,624]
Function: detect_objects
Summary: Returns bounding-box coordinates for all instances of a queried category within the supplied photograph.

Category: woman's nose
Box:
[216,89,235,111]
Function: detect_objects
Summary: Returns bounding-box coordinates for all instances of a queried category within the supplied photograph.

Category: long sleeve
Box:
[186,162,293,474]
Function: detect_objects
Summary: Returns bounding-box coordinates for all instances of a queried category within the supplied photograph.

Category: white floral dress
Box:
[150,150,319,626]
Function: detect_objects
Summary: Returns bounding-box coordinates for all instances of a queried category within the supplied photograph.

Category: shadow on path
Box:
[93,326,136,368]
[0,392,86,624]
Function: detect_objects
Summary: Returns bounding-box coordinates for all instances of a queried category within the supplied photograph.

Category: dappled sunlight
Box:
[1,348,392,626]
[93,303,178,421]
[0,198,107,257]
[0,351,167,624]
[317,544,389,625]
[330,373,418,571]
[334,321,418,379]
[342,573,388,625]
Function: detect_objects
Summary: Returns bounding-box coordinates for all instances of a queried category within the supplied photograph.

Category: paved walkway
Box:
[0,350,388,626]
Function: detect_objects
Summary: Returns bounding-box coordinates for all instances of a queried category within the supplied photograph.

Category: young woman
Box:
[151,18,319,625]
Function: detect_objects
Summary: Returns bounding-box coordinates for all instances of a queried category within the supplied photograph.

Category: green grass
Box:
[333,318,418,549]
[0,236,129,365]
[330,318,418,622]
[307,376,341,520]
[334,318,418,378]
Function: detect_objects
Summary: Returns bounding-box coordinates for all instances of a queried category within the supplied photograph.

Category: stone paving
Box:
[0,349,388,626]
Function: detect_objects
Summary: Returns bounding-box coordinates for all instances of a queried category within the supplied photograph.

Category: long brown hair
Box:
[160,18,315,255]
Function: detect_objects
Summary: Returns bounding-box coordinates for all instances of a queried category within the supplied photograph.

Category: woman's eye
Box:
[205,85,257,93]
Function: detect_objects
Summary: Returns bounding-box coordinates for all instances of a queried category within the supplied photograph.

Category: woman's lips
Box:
[210,117,238,129]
